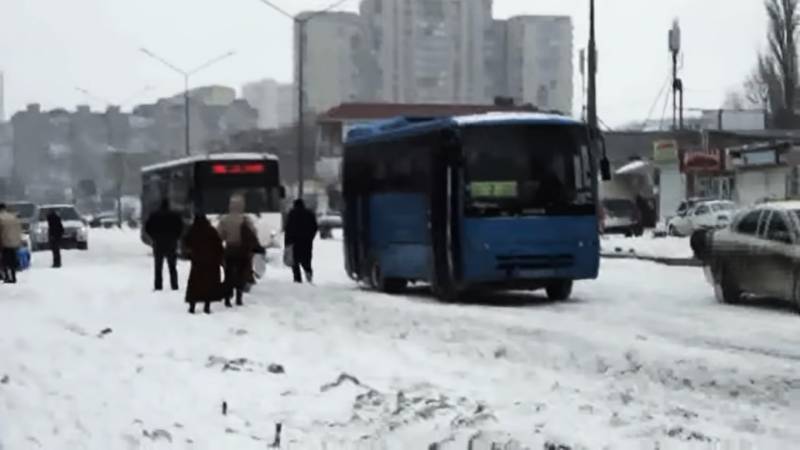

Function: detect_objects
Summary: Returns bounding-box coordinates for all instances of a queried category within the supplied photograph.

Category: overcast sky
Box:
[0,0,766,127]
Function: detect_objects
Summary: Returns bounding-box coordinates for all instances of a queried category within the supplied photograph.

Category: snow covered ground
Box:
[601,235,695,260]
[2,230,800,449]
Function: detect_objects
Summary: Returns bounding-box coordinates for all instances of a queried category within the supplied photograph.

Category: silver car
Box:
[704,201,800,309]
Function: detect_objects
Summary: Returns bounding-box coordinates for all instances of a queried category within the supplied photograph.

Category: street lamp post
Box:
[140,48,236,157]
[255,0,349,199]
[75,85,155,228]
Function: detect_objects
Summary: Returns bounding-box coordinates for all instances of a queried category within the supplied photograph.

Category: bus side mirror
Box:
[601,157,612,181]
[278,186,287,199]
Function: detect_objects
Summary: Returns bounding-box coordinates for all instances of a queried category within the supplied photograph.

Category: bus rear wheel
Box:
[369,261,406,294]
[545,280,573,301]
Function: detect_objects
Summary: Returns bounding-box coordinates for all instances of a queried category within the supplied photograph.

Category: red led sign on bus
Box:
[211,163,265,175]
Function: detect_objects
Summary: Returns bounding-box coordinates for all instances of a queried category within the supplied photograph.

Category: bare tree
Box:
[765,0,800,126]
[722,90,746,109]
[744,53,780,110]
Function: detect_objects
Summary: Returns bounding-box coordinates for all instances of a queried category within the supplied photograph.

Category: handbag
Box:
[283,244,294,267]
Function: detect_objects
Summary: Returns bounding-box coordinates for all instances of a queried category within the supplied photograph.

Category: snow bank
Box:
[601,235,695,260]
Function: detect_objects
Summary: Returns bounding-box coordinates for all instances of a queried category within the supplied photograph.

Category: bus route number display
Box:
[211,163,265,175]
[470,181,518,198]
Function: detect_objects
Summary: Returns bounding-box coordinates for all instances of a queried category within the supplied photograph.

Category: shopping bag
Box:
[283,245,294,267]
[253,253,267,279]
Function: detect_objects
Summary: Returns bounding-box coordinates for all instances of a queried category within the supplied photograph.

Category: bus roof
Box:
[345,112,583,146]
[141,152,278,173]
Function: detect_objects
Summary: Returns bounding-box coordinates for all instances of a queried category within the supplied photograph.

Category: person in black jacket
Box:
[46,210,65,268]
[144,199,184,291]
[284,199,318,283]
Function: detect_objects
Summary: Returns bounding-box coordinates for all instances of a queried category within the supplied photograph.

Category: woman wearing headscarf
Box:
[217,194,258,307]
[184,214,224,314]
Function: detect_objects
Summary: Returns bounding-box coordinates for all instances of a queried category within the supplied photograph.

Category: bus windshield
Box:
[463,124,593,216]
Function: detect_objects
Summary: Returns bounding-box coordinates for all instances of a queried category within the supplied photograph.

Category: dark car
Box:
[600,198,643,237]
[703,201,800,310]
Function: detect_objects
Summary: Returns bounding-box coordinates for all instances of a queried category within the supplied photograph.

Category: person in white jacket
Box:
[217,194,258,306]
[0,203,23,283]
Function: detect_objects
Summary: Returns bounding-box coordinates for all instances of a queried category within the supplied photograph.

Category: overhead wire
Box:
[641,72,672,130]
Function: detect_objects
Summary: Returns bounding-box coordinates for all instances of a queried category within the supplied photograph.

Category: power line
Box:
[641,72,672,130]
[659,80,672,131]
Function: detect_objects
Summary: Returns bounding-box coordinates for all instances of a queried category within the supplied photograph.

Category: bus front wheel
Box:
[545,280,573,301]
[370,261,406,294]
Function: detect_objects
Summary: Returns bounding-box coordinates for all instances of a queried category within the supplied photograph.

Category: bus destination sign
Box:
[211,163,265,175]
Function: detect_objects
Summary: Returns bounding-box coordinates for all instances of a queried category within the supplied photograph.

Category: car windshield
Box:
[39,207,81,221]
[8,203,35,219]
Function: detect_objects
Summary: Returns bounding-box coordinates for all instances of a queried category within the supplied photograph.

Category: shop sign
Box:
[682,149,722,172]
[653,140,679,163]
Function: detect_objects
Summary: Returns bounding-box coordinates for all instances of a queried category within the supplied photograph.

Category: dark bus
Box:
[140,153,286,251]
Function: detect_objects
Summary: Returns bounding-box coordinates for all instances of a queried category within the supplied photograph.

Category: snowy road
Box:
[2,230,800,449]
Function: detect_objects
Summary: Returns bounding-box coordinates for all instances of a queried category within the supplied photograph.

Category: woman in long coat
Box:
[184,214,224,314]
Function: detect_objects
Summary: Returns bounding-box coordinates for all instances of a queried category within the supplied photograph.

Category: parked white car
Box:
[667,200,737,237]
[31,205,90,251]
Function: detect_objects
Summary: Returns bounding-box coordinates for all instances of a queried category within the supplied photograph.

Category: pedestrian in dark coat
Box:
[47,210,65,268]
[284,199,318,283]
[183,214,224,314]
[144,199,184,291]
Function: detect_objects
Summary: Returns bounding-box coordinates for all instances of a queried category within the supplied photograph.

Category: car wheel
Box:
[546,280,573,301]
[713,263,741,304]
[668,225,680,237]
[78,242,88,251]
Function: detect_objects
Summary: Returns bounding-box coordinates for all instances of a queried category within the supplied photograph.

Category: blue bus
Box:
[342,112,610,301]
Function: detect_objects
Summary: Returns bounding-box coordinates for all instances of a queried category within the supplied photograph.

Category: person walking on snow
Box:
[47,209,65,268]
[183,214,225,314]
[0,204,23,284]
[144,199,184,291]
[217,194,257,307]
[284,199,318,284]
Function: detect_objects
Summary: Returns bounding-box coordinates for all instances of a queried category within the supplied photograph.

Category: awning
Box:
[615,160,652,175]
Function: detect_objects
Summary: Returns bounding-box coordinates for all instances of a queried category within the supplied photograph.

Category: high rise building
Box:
[504,16,573,115]
[294,11,374,114]
[360,0,492,104]
[242,79,295,129]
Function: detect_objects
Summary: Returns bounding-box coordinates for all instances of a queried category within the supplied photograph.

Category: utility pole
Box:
[586,0,598,131]
[587,0,611,181]
[255,0,349,199]
[297,18,307,199]
[669,19,684,130]
[579,49,587,121]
